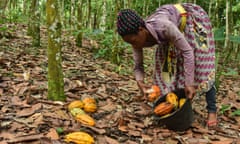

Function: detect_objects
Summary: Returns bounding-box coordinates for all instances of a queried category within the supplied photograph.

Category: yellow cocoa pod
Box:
[75,114,95,126]
[84,103,97,113]
[70,108,85,117]
[166,92,178,108]
[65,131,94,144]
[179,98,186,108]
[68,100,85,111]
[82,97,96,105]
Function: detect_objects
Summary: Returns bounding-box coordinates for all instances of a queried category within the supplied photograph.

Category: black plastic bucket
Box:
[153,89,193,131]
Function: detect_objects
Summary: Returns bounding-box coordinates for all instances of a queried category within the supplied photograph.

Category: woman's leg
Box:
[205,86,217,126]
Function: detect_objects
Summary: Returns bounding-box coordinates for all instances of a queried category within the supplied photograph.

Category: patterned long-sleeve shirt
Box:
[133,4,194,86]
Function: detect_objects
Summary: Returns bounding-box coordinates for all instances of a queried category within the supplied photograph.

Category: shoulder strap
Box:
[174,4,187,32]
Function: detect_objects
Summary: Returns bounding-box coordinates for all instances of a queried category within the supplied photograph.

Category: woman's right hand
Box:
[136,80,151,98]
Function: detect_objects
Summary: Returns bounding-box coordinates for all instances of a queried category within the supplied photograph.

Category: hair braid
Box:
[117,9,145,36]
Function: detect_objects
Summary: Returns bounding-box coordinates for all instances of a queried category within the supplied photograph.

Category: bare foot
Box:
[207,112,217,128]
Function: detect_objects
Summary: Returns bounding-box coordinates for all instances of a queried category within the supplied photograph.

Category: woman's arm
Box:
[133,47,152,97]
[133,47,144,81]
[163,21,195,87]
[163,20,196,98]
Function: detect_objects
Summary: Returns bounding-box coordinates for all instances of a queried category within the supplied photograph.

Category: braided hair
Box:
[117,9,145,36]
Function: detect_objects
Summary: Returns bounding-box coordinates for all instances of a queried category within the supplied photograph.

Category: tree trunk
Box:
[76,0,83,47]
[8,0,13,22]
[100,0,106,31]
[215,0,220,28]
[229,0,233,52]
[61,0,66,28]
[92,3,97,29]
[213,0,220,49]
[208,0,212,20]
[224,0,234,61]
[69,0,76,33]
[22,0,28,15]
[28,0,40,46]
[87,0,91,28]
[46,0,65,101]
[27,0,35,36]
[0,0,8,22]
[144,0,149,16]
[224,0,230,50]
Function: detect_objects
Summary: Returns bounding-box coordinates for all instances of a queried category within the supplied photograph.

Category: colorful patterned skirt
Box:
[154,3,215,96]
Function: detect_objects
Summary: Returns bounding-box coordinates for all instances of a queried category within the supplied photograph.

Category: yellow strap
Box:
[174,4,187,32]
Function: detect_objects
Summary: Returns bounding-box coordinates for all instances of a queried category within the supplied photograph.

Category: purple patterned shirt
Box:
[133,4,195,86]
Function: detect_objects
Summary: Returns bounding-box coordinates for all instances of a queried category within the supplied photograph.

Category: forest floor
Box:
[0,23,240,144]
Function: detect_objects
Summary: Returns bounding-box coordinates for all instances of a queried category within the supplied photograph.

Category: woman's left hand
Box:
[184,86,196,100]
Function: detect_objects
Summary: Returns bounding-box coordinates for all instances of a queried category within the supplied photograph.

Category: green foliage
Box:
[219,104,231,114]
[0,25,8,32]
[56,127,64,134]
[231,109,240,116]
[222,68,238,76]
[4,10,24,23]
[213,27,225,41]
[215,27,240,43]
[1,0,239,77]
[229,35,240,44]
[220,104,240,117]
[86,29,131,65]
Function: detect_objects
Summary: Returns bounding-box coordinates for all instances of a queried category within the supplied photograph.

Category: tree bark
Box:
[76,0,83,47]
[28,0,40,46]
[224,0,230,50]
[46,0,65,101]
[0,0,8,22]
[208,0,212,20]
[100,0,106,31]
[87,0,91,28]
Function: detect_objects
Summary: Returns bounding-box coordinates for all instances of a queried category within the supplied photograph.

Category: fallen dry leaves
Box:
[0,23,240,144]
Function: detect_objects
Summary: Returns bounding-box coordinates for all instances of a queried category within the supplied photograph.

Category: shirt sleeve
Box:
[162,20,195,86]
[133,48,144,81]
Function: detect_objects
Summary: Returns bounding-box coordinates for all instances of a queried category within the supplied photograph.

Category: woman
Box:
[116,3,217,128]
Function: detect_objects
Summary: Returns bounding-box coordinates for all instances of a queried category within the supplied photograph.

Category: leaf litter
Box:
[0,23,240,144]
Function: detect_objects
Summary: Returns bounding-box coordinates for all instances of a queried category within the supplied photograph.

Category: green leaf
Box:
[214,27,225,41]
[229,35,240,44]
[222,68,238,76]
[219,104,231,114]
[231,109,240,116]
[56,127,64,134]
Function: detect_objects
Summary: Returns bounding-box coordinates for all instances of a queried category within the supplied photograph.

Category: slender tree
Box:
[224,0,235,61]
[46,0,65,101]
[28,0,40,46]
[208,0,213,20]
[224,0,230,50]
[0,0,8,23]
[76,0,83,47]
[100,0,107,31]
[86,0,91,28]
[69,0,76,34]
[92,1,99,29]
[22,0,28,16]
